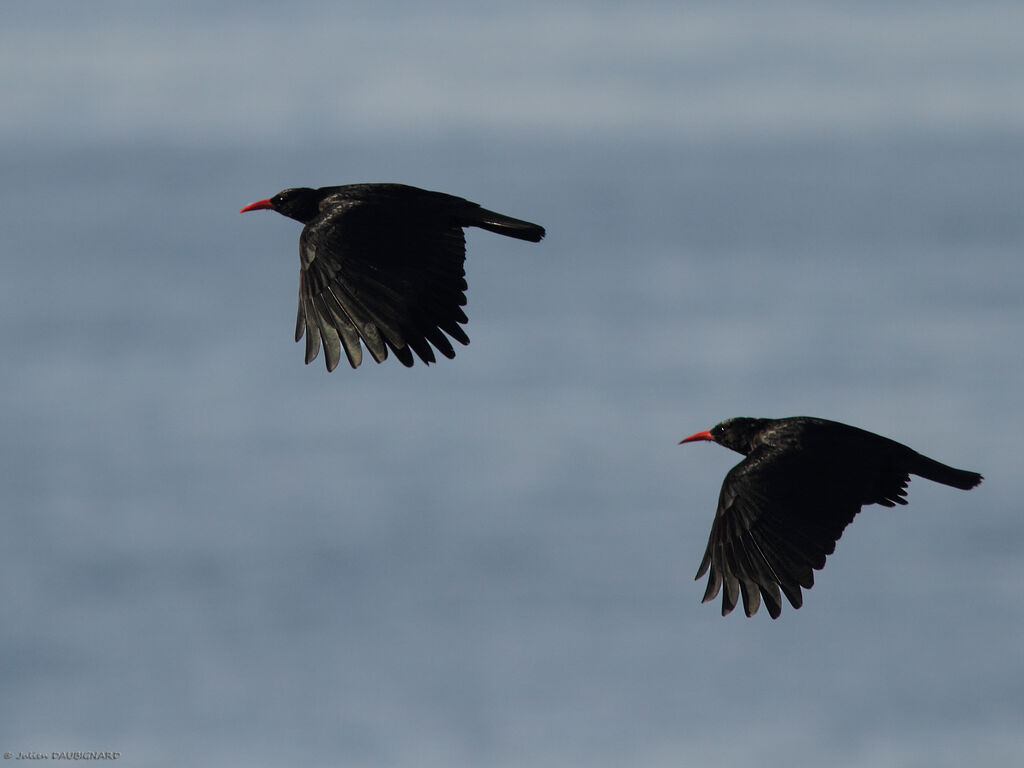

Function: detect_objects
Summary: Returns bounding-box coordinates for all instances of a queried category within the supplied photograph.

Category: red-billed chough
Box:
[240,183,545,370]
[679,416,983,619]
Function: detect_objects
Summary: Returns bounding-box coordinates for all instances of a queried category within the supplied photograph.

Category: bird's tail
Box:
[911,453,983,490]
[471,208,546,242]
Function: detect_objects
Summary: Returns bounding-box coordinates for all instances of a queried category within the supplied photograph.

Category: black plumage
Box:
[240,183,545,370]
[679,416,983,619]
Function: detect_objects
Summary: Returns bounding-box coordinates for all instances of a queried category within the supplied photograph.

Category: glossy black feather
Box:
[685,416,983,619]
[244,183,545,370]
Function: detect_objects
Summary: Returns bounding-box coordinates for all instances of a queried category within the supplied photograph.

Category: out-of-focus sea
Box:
[1,3,1022,766]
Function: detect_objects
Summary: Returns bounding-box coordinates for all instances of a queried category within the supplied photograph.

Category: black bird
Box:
[240,183,545,370]
[679,416,982,619]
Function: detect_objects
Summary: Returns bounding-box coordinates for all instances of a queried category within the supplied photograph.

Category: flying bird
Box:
[240,183,545,370]
[679,416,982,619]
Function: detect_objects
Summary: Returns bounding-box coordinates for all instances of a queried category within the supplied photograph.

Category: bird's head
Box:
[679,417,773,456]
[240,187,323,223]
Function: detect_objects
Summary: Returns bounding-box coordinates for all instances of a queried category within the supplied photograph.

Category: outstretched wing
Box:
[295,196,471,370]
[695,436,911,619]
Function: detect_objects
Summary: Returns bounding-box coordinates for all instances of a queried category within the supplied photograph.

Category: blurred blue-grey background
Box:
[2,2,1022,765]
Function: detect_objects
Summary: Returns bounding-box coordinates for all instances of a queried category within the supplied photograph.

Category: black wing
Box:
[295,196,472,370]
[695,436,912,619]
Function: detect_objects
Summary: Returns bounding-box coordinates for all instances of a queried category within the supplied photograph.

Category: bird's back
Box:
[314,184,545,242]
